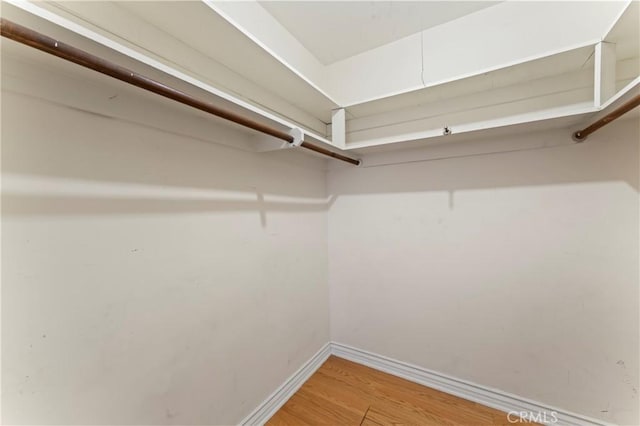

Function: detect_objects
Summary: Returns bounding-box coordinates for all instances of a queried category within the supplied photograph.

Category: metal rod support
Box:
[0,18,360,166]
[573,94,640,141]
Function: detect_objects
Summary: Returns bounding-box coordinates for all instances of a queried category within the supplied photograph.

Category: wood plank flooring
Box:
[267,356,525,425]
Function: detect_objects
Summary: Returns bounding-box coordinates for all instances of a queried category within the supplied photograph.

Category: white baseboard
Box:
[239,342,331,426]
[240,341,612,426]
[331,342,612,426]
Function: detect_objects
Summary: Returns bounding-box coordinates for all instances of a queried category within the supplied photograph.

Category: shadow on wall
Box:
[1,194,337,217]
[331,117,639,195]
[2,83,639,223]
[1,90,334,222]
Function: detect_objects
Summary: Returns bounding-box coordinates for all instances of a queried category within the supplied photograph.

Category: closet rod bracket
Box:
[288,128,304,147]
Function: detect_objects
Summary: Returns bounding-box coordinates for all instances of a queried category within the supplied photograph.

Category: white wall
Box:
[328,118,639,425]
[1,51,330,425]
[3,16,639,426]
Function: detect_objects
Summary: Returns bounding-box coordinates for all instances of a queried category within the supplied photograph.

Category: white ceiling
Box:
[259,1,501,65]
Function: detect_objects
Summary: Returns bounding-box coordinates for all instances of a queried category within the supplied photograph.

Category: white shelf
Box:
[5,0,638,159]
[345,103,596,151]
[337,1,640,152]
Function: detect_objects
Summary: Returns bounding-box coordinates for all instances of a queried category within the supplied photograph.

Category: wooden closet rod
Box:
[0,18,360,166]
[573,94,640,141]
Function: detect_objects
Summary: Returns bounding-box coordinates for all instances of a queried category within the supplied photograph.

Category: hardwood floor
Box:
[266,356,523,425]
